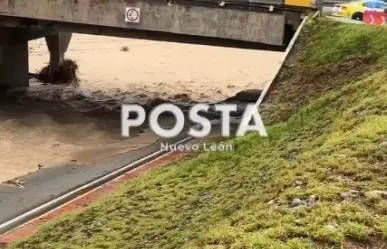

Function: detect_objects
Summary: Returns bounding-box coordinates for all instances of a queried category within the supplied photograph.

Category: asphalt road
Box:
[323,5,333,13]
[321,6,338,18]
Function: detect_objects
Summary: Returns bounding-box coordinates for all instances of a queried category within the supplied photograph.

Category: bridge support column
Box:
[285,12,301,31]
[0,27,29,90]
[45,32,72,77]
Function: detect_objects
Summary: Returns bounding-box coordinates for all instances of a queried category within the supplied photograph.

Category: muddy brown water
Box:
[0,82,194,183]
[0,35,282,183]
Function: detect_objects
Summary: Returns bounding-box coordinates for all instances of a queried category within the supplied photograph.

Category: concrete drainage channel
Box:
[0,12,313,238]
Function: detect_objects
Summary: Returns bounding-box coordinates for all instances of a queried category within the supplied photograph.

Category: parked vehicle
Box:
[331,0,387,21]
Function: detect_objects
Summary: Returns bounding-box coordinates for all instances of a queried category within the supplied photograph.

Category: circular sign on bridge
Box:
[125,7,140,23]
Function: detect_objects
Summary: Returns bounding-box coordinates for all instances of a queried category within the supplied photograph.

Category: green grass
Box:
[6,17,387,249]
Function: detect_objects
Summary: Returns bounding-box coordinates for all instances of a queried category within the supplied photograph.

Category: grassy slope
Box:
[7,18,387,249]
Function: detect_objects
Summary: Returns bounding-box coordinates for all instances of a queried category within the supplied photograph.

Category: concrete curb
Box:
[256,12,318,107]
[0,137,191,235]
[313,10,321,18]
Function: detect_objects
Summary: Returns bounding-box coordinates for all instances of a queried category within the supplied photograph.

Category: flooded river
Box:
[0,34,283,183]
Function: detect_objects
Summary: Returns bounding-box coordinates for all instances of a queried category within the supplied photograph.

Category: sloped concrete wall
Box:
[0,0,285,45]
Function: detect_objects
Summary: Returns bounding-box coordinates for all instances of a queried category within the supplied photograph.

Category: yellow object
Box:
[331,0,387,20]
[284,0,315,7]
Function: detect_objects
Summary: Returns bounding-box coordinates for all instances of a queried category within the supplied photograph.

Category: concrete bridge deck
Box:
[0,0,315,89]
[0,0,297,44]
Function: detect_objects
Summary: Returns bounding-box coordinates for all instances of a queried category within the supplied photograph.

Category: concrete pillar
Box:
[45,32,72,76]
[285,12,301,31]
[0,27,29,90]
[317,0,324,15]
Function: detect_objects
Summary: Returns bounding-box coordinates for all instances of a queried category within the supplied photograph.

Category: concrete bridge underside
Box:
[0,0,304,89]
